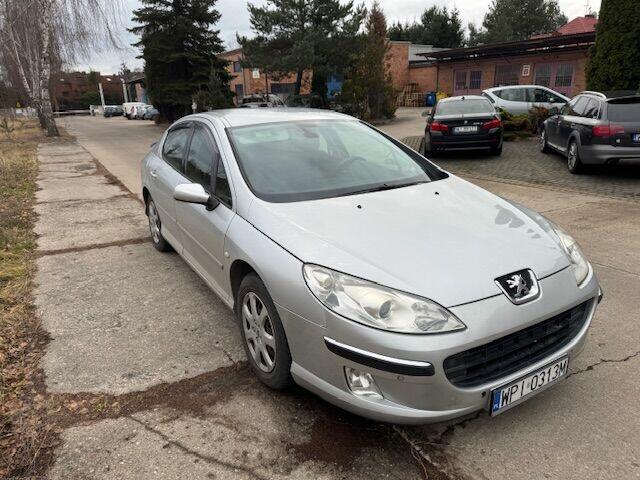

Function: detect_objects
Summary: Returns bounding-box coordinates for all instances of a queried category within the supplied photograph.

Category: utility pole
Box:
[121,78,129,103]
[98,82,106,108]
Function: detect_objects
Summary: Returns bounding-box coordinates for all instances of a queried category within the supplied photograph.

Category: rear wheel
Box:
[539,128,551,153]
[567,140,584,174]
[237,273,293,390]
[147,197,172,252]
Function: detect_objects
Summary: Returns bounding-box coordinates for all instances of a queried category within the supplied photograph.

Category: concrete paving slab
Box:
[36,243,244,394]
[50,387,421,480]
[35,196,148,251]
[38,159,97,179]
[36,175,128,203]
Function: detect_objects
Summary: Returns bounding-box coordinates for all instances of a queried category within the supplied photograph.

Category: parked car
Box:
[483,86,569,115]
[123,102,146,119]
[103,105,123,118]
[141,108,601,424]
[285,93,327,109]
[421,95,503,156]
[133,105,152,120]
[239,94,285,108]
[144,107,159,121]
[540,91,640,173]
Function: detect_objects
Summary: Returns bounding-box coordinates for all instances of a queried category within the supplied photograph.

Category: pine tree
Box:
[586,0,640,91]
[388,7,464,48]
[130,0,232,121]
[468,0,567,45]
[238,0,365,97]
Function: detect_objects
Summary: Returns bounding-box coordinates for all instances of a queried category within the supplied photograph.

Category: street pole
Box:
[121,78,129,103]
[98,82,106,108]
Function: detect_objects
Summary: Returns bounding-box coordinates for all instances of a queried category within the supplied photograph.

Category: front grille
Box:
[443,301,591,388]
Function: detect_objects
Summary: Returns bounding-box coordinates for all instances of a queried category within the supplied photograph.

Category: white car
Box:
[123,102,146,120]
[482,86,569,115]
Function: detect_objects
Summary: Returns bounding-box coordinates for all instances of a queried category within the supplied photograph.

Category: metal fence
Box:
[0,107,37,118]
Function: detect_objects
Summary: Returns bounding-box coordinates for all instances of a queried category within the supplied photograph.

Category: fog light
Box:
[344,367,383,399]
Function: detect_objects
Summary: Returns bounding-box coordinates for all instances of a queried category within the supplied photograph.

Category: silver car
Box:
[483,85,569,115]
[141,109,601,424]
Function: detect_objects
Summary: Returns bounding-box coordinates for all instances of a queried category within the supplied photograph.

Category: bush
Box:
[528,106,550,134]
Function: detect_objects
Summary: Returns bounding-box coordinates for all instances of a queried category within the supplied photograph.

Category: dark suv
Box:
[540,91,640,173]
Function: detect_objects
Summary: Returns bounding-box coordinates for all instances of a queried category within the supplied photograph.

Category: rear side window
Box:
[162,126,191,172]
[185,125,216,191]
[607,99,640,122]
[435,99,495,115]
[564,96,589,116]
[495,88,526,102]
[583,99,600,119]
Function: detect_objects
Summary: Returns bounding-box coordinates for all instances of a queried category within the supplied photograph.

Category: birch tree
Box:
[0,0,124,136]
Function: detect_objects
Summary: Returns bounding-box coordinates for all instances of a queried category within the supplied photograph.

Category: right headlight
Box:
[547,221,590,285]
[303,264,466,334]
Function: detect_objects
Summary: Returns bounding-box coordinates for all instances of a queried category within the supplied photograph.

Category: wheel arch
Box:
[229,259,258,312]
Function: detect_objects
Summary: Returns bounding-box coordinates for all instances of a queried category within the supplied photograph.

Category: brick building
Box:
[54,71,125,110]
[390,16,597,99]
[219,48,312,103]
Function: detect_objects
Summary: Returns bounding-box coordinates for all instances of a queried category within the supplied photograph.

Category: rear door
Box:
[494,88,528,115]
[152,123,192,249]
[175,122,235,299]
[558,96,589,149]
[605,97,640,148]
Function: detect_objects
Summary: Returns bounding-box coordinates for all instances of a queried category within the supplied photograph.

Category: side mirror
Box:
[549,107,559,116]
[174,183,219,211]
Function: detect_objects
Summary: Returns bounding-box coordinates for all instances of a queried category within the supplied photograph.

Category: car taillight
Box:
[429,122,449,133]
[482,118,502,130]
[592,124,625,137]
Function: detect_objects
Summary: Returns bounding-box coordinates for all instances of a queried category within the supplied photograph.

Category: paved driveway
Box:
[42,115,640,480]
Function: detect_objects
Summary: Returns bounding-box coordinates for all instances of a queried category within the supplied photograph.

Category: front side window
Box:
[162,126,191,172]
[214,160,232,207]
[185,126,215,191]
[496,88,526,102]
[228,120,444,202]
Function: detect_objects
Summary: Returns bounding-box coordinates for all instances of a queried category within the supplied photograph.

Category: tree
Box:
[586,0,640,91]
[467,0,567,45]
[239,0,365,97]
[339,2,395,120]
[131,0,232,121]
[0,0,124,136]
[388,7,464,48]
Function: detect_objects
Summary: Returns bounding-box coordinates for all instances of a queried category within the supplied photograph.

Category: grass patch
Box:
[0,119,54,477]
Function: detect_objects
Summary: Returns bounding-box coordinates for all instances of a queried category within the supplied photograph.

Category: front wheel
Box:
[237,273,293,390]
[490,144,503,156]
[539,128,551,153]
[567,140,584,174]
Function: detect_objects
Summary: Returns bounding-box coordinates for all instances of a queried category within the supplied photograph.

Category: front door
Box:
[453,70,482,96]
[175,122,235,301]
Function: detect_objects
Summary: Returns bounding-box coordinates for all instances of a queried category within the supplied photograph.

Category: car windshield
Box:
[607,98,640,122]
[227,120,444,202]
[436,99,495,116]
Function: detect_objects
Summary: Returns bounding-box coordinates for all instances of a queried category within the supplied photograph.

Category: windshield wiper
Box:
[346,180,428,196]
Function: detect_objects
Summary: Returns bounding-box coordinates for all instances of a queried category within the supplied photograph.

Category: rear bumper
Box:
[580,144,640,164]
[428,131,502,151]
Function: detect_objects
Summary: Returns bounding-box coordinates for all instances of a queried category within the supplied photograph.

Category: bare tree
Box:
[0,0,124,136]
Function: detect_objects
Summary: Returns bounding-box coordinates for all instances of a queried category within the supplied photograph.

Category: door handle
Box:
[150,169,158,178]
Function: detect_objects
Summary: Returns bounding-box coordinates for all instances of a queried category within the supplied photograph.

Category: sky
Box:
[77,0,602,74]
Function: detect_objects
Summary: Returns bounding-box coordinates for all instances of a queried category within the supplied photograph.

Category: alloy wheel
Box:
[242,292,276,373]
[148,201,161,244]
[539,130,546,151]
[568,143,577,170]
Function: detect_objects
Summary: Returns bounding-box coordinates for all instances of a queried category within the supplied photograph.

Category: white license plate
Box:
[454,125,478,134]
[490,356,569,416]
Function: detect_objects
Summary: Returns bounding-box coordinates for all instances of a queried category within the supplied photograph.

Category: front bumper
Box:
[279,265,600,424]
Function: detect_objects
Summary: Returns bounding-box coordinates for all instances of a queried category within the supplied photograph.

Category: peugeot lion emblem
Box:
[495,269,540,305]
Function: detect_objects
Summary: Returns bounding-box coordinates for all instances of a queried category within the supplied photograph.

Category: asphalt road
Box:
[44,114,640,479]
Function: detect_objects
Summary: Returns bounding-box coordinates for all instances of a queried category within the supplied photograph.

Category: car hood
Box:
[246,176,570,307]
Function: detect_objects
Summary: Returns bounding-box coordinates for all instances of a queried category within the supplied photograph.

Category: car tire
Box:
[491,144,503,156]
[237,273,293,390]
[146,196,172,252]
[567,140,584,174]
[539,128,551,153]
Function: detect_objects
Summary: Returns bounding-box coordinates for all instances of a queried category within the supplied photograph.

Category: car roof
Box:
[194,108,354,127]
[438,95,488,102]
[580,90,640,101]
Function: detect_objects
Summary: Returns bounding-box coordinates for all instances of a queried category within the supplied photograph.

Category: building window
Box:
[233,61,241,73]
[469,71,482,90]
[555,63,574,88]
[454,71,467,91]
[494,64,520,86]
[534,64,552,87]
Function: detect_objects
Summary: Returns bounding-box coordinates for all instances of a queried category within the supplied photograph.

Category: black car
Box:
[103,106,123,118]
[540,91,640,173]
[420,95,503,156]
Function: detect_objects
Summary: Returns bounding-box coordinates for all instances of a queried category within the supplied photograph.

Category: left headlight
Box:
[302,264,466,334]
[548,221,590,285]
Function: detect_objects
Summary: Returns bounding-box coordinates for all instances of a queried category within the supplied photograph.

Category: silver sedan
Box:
[141,109,601,424]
